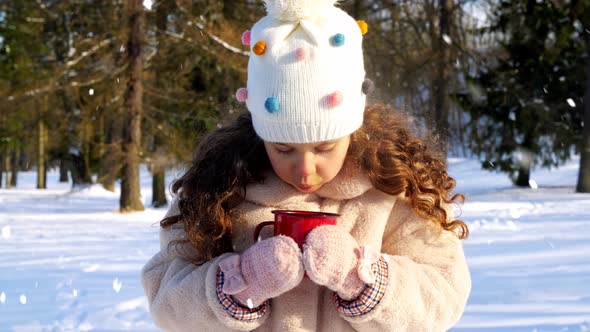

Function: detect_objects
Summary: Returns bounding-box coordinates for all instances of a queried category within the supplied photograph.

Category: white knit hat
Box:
[235,0,369,143]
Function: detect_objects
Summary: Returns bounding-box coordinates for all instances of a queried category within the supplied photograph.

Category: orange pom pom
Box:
[357,20,368,35]
[253,41,266,56]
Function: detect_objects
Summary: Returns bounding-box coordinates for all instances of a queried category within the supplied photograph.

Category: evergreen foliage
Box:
[457,0,589,186]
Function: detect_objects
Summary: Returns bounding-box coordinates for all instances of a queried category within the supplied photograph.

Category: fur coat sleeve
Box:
[343,197,471,331]
[140,200,269,332]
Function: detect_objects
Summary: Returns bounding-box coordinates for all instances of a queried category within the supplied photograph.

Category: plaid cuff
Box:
[333,256,389,317]
[216,268,270,322]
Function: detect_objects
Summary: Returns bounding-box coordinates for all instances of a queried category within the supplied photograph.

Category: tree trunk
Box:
[352,0,362,17]
[577,35,590,193]
[120,0,145,212]
[96,107,108,187]
[152,168,167,207]
[514,164,531,187]
[68,150,92,187]
[433,0,453,160]
[99,114,122,192]
[37,117,47,189]
[2,147,10,189]
[10,147,19,187]
[59,158,69,182]
[82,119,93,183]
[150,1,169,209]
[514,137,533,187]
[0,152,3,188]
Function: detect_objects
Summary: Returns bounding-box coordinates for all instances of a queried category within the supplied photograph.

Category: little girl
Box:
[141,1,471,331]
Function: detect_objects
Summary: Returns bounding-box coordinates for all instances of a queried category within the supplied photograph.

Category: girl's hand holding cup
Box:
[219,235,304,308]
[303,225,381,300]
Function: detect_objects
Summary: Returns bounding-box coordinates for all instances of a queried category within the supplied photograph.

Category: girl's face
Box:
[264,135,351,193]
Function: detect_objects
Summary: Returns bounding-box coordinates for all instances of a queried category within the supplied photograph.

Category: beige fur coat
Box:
[141,162,471,331]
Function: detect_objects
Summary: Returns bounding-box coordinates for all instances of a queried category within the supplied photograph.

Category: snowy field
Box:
[0,158,589,331]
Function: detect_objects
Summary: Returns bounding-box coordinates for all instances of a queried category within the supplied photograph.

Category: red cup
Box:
[253,210,340,250]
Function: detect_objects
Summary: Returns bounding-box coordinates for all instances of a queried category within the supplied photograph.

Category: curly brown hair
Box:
[163,104,468,265]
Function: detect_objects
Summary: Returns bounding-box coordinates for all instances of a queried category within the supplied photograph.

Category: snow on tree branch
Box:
[191,21,249,56]
[65,39,113,68]
[174,1,249,56]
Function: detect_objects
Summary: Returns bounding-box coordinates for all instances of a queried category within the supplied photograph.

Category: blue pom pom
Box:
[265,97,280,113]
[331,33,345,46]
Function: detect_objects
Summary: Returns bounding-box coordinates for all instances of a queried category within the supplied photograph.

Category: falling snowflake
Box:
[529,179,538,190]
[89,88,94,96]
[1,225,10,239]
[143,0,153,10]
[566,98,576,107]
[73,289,78,297]
[246,298,254,309]
[0,292,5,304]
[113,278,123,293]
[442,34,452,44]
[509,111,516,121]
[20,294,27,304]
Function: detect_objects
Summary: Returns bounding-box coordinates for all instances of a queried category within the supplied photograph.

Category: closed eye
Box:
[276,148,294,155]
[315,144,336,153]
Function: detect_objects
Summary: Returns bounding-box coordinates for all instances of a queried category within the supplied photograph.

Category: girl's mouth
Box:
[297,184,319,192]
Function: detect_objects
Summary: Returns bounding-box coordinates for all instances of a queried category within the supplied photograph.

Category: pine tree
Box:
[458,0,588,186]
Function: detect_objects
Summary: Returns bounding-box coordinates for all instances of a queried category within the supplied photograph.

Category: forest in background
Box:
[0,0,588,212]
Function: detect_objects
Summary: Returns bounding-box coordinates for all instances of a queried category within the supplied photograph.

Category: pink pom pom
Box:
[327,91,343,107]
[241,30,251,46]
[295,47,310,61]
[236,88,248,102]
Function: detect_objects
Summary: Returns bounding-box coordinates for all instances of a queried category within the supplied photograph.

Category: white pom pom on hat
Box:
[264,0,339,21]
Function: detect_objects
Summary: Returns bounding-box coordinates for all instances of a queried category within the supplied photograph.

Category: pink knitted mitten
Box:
[219,235,305,308]
[303,225,381,300]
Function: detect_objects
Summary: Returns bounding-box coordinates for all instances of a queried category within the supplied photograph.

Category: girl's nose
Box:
[299,152,316,177]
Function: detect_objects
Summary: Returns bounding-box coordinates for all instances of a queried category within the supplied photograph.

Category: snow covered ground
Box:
[0,158,589,331]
